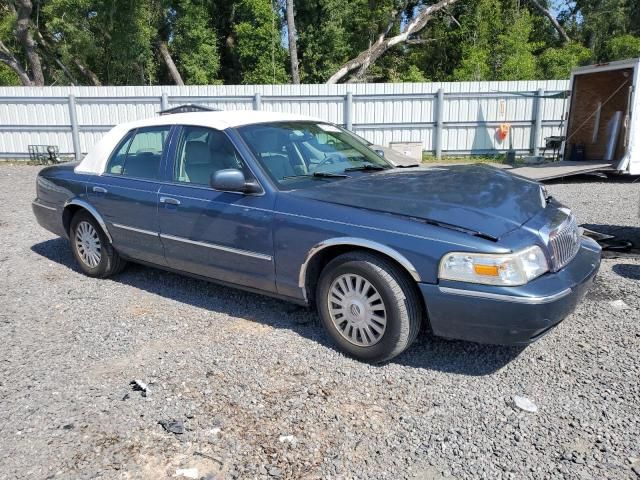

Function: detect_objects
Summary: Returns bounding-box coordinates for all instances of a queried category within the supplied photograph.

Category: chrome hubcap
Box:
[74,221,101,268]
[327,273,387,347]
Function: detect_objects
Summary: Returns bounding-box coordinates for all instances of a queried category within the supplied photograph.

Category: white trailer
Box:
[510,58,640,180]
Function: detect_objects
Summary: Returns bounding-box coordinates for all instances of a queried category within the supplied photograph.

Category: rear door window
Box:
[106,126,171,180]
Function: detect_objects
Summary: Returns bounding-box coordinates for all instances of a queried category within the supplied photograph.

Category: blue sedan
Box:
[32,110,601,362]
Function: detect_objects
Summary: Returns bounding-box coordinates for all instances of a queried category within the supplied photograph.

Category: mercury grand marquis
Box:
[32,110,601,362]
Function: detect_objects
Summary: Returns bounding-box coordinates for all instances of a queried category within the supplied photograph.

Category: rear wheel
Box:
[69,211,126,277]
[316,251,422,363]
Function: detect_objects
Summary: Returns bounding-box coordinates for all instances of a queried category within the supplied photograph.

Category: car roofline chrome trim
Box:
[112,223,159,237]
[159,233,273,261]
[438,286,572,304]
[298,237,421,301]
[63,198,113,243]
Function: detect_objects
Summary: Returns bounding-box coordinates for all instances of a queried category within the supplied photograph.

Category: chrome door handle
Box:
[92,186,108,194]
[160,196,181,206]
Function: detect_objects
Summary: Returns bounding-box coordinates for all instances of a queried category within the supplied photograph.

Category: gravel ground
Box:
[0,164,639,480]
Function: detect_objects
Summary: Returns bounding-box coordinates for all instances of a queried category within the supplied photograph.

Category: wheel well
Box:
[62,204,83,235]
[304,245,425,311]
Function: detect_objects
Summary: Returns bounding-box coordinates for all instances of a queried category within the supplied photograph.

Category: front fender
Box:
[273,194,504,301]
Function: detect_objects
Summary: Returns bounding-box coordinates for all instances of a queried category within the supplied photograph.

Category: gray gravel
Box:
[0,164,639,480]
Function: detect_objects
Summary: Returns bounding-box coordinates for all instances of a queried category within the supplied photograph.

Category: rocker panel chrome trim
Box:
[159,233,273,261]
[112,223,159,237]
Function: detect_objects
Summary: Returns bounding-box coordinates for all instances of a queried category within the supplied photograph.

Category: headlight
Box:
[439,246,549,286]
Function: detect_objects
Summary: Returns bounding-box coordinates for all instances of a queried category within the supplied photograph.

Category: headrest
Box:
[250,129,286,155]
[184,141,211,165]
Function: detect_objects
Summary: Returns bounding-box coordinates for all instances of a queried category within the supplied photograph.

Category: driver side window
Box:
[174,126,244,186]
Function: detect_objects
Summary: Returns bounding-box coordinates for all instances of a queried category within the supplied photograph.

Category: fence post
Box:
[253,92,262,110]
[68,94,81,161]
[161,92,169,111]
[435,88,444,160]
[532,88,544,156]
[344,91,353,130]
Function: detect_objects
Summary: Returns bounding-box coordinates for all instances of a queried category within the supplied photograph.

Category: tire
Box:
[69,210,126,278]
[316,251,422,363]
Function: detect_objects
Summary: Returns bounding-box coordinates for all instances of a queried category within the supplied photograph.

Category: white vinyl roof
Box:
[75,110,321,175]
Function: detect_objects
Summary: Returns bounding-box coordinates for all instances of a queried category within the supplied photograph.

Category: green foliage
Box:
[537,42,592,79]
[495,11,539,80]
[233,0,289,84]
[0,9,19,85]
[171,0,221,84]
[1,0,639,86]
[294,0,360,83]
[454,0,538,80]
[605,34,640,60]
[0,64,20,86]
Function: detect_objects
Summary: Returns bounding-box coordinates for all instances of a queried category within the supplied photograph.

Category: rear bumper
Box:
[420,237,601,345]
[32,200,66,237]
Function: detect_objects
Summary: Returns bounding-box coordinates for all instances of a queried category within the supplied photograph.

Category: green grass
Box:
[422,153,508,164]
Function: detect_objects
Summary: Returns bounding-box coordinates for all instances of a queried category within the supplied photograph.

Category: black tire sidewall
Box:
[317,258,408,362]
[69,212,110,277]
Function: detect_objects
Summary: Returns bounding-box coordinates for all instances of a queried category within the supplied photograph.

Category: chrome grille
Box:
[548,214,581,271]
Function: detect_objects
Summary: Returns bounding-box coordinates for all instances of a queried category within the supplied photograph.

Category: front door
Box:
[158,125,276,292]
[88,125,172,266]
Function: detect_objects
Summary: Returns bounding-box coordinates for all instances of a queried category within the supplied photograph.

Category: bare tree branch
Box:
[529,0,570,43]
[406,38,436,45]
[285,0,300,84]
[72,58,102,86]
[326,0,460,84]
[0,39,32,85]
[33,30,77,85]
[158,41,184,86]
[14,0,45,85]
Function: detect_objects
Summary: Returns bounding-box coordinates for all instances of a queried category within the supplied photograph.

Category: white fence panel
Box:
[0,81,569,159]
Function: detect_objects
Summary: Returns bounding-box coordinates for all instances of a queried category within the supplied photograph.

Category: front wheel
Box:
[69,211,126,278]
[316,251,422,363]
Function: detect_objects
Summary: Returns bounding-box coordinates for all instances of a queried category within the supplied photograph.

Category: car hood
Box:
[290,164,546,239]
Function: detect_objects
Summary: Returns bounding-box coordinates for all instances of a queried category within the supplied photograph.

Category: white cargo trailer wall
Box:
[0,81,568,160]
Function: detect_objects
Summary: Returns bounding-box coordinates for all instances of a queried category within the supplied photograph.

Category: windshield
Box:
[237,121,392,189]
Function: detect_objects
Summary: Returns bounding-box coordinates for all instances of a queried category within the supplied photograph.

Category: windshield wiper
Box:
[282,171,349,180]
[344,163,388,172]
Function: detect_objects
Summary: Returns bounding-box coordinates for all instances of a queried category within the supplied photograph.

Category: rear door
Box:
[88,125,173,265]
[157,125,276,292]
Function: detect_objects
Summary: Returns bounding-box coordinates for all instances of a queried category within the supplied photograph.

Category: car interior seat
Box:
[250,129,299,180]
[183,140,216,185]
[122,151,161,179]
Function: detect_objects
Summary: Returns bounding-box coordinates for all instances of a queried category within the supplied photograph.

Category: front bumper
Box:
[420,237,601,345]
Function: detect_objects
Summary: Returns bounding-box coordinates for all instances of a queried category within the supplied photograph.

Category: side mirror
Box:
[211,169,261,194]
[374,148,385,158]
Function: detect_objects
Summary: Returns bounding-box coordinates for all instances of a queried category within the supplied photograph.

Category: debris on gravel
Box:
[130,379,150,397]
[609,299,631,310]
[512,395,538,413]
[1,165,639,479]
[159,419,186,435]
[174,467,200,479]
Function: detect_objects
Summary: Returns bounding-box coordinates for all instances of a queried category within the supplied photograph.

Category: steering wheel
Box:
[313,153,344,172]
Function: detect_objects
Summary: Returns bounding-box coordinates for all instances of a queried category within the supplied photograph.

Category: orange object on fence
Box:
[497,123,510,141]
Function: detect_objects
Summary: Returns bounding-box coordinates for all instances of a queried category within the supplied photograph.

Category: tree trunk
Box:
[14,0,45,86]
[326,0,460,84]
[34,30,77,85]
[529,0,570,43]
[285,0,300,84]
[0,40,32,85]
[72,58,102,86]
[158,41,185,86]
